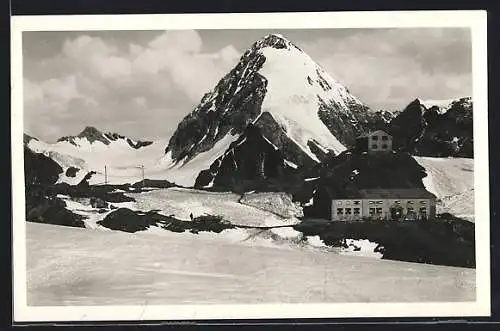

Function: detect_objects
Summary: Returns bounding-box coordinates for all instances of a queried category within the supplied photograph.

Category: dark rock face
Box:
[24,147,86,228]
[131,179,176,189]
[165,48,268,162]
[390,99,427,152]
[126,138,153,149]
[194,123,298,190]
[77,171,97,188]
[23,133,38,145]
[65,166,80,178]
[97,208,151,233]
[321,151,427,195]
[364,110,395,132]
[51,182,136,203]
[164,34,380,188]
[295,218,475,268]
[24,146,63,187]
[90,197,108,209]
[317,97,373,148]
[97,208,235,234]
[26,195,86,228]
[389,97,473,157]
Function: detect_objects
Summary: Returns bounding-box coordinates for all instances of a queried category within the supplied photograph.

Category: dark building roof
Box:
[357,188,436,199]
[356,130,392,140]
[319,186,436,200]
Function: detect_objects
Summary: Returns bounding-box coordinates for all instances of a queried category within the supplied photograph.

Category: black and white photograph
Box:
[11,11,490,321]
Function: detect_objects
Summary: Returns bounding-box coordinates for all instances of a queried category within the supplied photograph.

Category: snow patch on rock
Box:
[340,239,383,259]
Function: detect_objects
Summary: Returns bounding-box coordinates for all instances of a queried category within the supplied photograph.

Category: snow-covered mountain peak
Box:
[56,126,154,150]
[79,125,103,137]
[160,34,382,187]
[58,126,107,146]
[252,33,301,51]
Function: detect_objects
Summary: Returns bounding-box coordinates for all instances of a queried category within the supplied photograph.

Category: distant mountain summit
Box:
[58,126,153,149]
[162,33,379,187]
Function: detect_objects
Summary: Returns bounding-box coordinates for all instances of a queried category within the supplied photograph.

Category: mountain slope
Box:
[413,156,474,220]
[25,127,168,185]
[162,34,376,187]
[389,97,473,157]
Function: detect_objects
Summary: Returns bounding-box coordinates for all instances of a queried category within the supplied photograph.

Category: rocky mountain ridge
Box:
[58,126,153,149]
[162,33,380,187]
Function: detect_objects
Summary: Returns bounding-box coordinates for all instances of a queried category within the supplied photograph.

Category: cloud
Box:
[23,28,472,142]
[23,30,241,142]
[297,28,472,110]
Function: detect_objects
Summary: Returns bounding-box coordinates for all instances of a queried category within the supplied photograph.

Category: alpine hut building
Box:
[305,130,437,222]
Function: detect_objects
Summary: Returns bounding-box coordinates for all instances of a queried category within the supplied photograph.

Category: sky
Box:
[22,28,472,142]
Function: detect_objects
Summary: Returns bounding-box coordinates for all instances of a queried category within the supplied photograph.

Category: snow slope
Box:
[27,137,170,185]
[128,187,300,227]
[258,44,349,160]
[156,133,240,187]
[26,222,475,306]
[161,34,372,187]
[414,156,474,219]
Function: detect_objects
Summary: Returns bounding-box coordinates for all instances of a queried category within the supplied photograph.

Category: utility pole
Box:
[104,165,108,185]
[135,164,145,188]
[141,164,145,188]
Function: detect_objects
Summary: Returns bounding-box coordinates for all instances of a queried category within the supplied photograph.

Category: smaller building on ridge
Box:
[355,130,393,154]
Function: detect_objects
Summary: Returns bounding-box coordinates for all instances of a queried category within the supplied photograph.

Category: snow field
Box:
[128,187,300,227]
[413,156,474,220]
[26,222,476,306]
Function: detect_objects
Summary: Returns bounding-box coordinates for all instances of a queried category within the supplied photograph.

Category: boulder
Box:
[239,191,304,218]
[65,166,80,178]
[90,196,108,209]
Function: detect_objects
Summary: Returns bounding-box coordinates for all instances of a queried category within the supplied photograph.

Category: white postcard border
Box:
[11,10,490,322]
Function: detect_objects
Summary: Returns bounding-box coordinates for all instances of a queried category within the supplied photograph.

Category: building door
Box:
[390,206,403,221]
[419,207,428,220]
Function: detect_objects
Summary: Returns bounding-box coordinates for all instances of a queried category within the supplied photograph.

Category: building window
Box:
[407,207,414,213]
[372,136,379,141]
[369,208,376,215]
[337,208,343,215]
[353,200,360,205]
[376,200,383,205]
[394,200,401,204]
[376,208,383,214]
[407,201,414,204]
[369,201,375,204]
[337,201,342,205]
[345,208,352,215]
[371,144,378,149]
[346,201,351,205]
[382,144,388,149]
[353,208,360,215]
[382,136,388,141]
[420,200,427,205]
[419,207,427,214]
